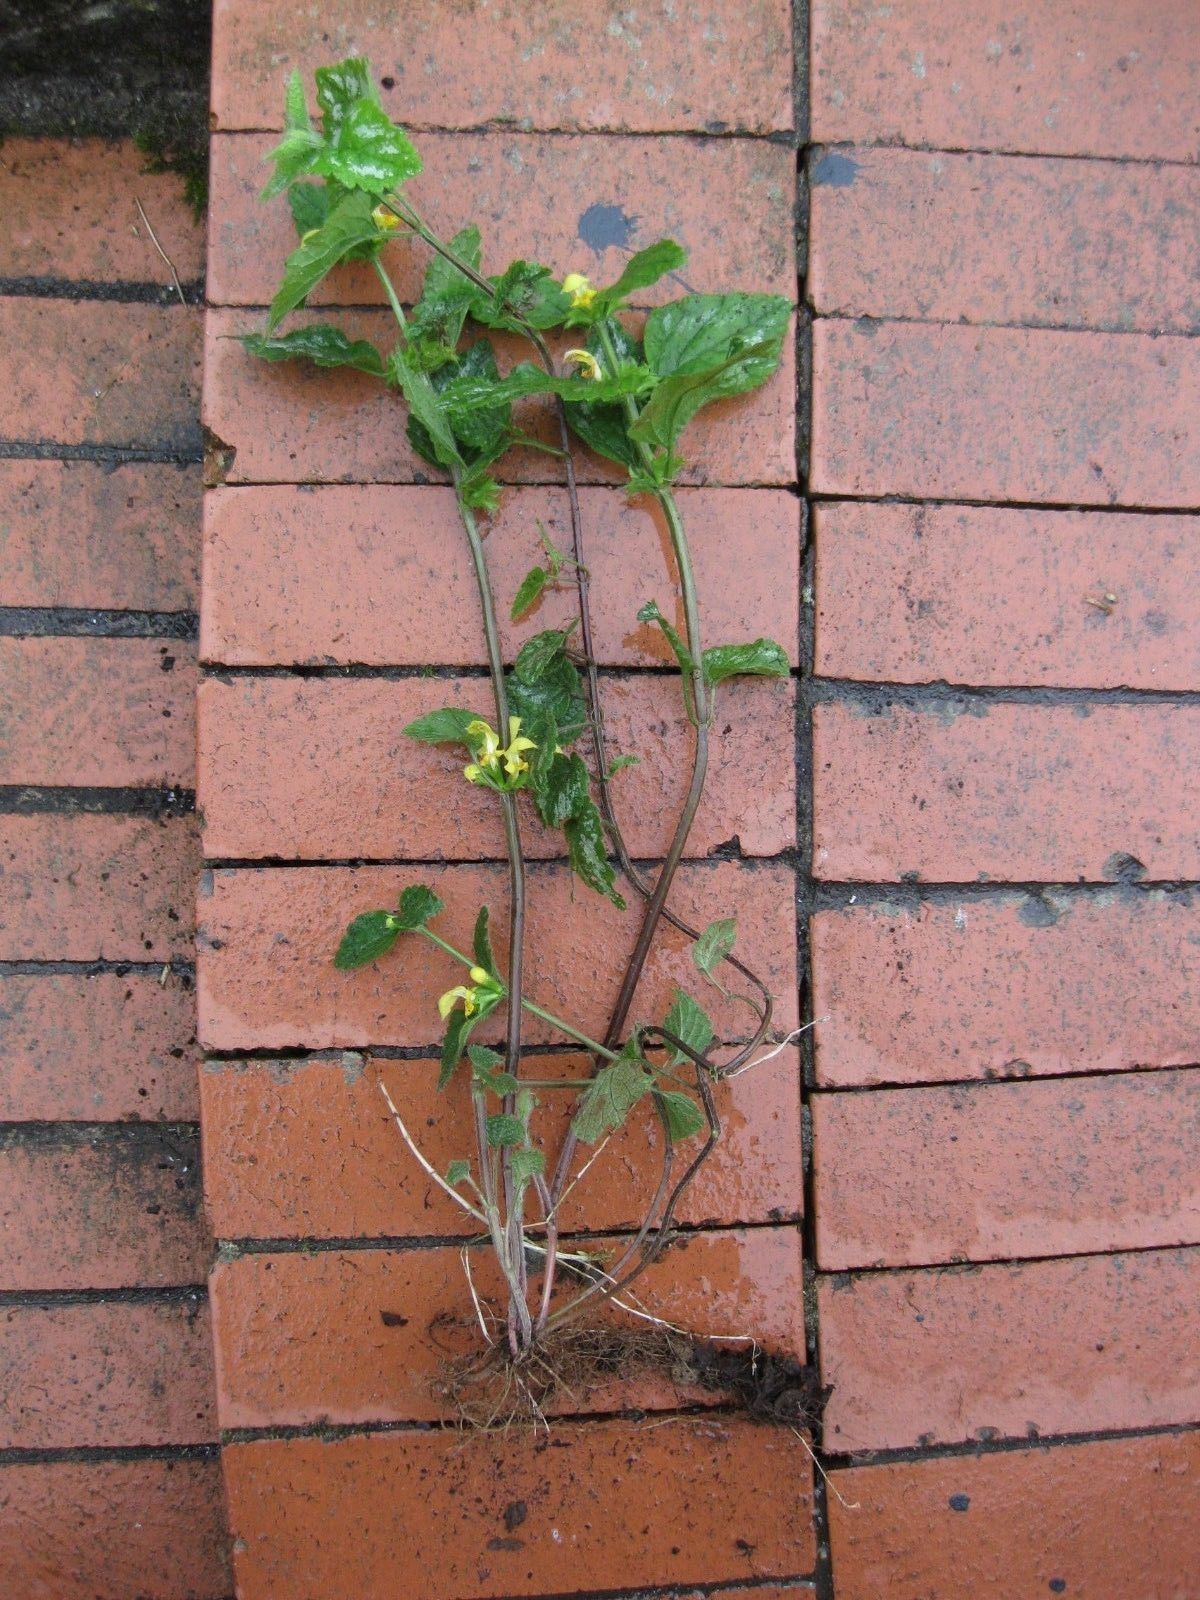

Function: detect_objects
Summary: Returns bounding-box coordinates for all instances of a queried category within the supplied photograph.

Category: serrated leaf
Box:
[445,1159,471,1186]
[571,1054,652,1143]
[438,1006,476,1090]
[511,565,547,620]
[468,1045,519,1097]
[485,1113,526,1148]
[506,656,586,746]
[514,628,572,685]
[260,125,327,200]
[593,238,688,314]
[314,58,379,134]
[510,1147,546,1185]
[286,180,329,237]
[390,346,462,469]
[241,324,386,376]
[653,1088,707,1141]
[438,340,510,457]
[403,707,480,745]
[408,224,482,353]
[606,754,640,777]
[444,359,652,414]
[267,191,382,331]
[284,69,313,134]
[563,323,643,470]
[473,906,496,976]
[693,917,737,981]
[565,800,625,909]
[469,260,571,331]
[636,599,694,674]
[702,638,791,684]
[395,884,444,931]
[333,910,400,970]
[663,989,714,1067]
[312,98,423,195]
[533,751,590,830]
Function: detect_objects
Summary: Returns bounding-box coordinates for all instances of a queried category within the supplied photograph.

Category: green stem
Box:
[520,1000,622,1062]
[372,256,408,331]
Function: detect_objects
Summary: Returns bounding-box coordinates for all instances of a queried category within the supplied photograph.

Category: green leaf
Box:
[314,57,379,135]
[636,599,694,674]
[485,1113,526,1148]
[510,1147,546,1185]
[408,224,483,355]
[284,69,313,134]
[653,1088,707,1141]
[443,359,652,413]
[241,325,386,376]
[334,910,400,970]
[511,565,547,620]
[663,989,714,1067]
[312,98,423,195]
[470,260,571,331]
[606,754,640,777]
[286,181,329,237]
[693,917,737,981]
[403,707,480,745]
[467,1045,518,1096]
[267,191,383,331]
[439,1005,476,1090]
[439,340,510,457]
[702,638,791,684]
[506,655,586,746]
[390,346,462,469]
[571,1052,653,1143]
[563,323,643,469]
[533,752,590,830]
[514,628,573,685]
[445,1159,471,1186]
[395,884,444,931]
[261,125,327,201]
[565,801,625,909]
[593,239,688,314]
[473,906,496,976]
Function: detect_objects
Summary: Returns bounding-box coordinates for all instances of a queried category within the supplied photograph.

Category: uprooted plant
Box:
[246,57,801,1417]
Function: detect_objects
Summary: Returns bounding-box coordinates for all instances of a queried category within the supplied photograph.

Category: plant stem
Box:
[519,1000,621,1062]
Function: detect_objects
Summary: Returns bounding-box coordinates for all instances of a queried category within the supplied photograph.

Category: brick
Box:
[211,0,795,135]
[209,1229,803,1429]
[818,1246,1200,1452]
[201,484,801,669]
[0,1130,208,1290]
[0,971,199,1120]
[810,319,1200,507]
[0,814,197,961]
[223,1417,815,1597]
[810,0,1200,161]
[828,1432,1200,1600]
[197,861,799,1051]
[0,138,205,285]
[0,1298,216,1448]
[813,502,1200,690]
[811,890,1200,1088]
[0,460,200,610]
[0,638,195,788]
[200,1048,802,1241]
[0,299,201,451]
[808,147,1200,335]
[812,701,1200,883]
[203,307,797,486]
[210,131,796,310]
[812,1070,1200,1270]
[197,673,795,861]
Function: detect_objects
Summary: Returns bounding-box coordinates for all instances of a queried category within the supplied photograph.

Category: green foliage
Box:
[693,917,737,984]
[486,1113,526,1148]
[403,707,480,745]
[241,325,386,376]
[565,802,625,909]
[390,346,463,469]
[407,225,483,367]
[266,191,383,330]
[636,599,694,674]
[702,638,790,684]
[514,627,575,684]
[653,1089,707,1140]
[535,751,590,830]
[445,1159,472,1186]
[473,906,497,976]
[510,1148,546,1185]
[506,653,586,747]
[663,989,714,1066]
[468,1045,518,1096]
[469,260,571,331]
[286,181,329,237]
[511,565,548,619]
[587,239,688,320]
[333,884,444,970]
[395,884,445,930]
[571,1048,652,1143]
[563,323,644,470]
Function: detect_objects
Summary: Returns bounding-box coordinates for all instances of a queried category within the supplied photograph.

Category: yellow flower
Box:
[463,717,537,787]
[501,716,537,778]
[564,348,603,382]
[562,272,597,310]
[372,203,402,231]
[438,967,503,1019]
[438,984,479,1019]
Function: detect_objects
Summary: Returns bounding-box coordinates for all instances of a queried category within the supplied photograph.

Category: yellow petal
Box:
[371,204,402,232]
[564,349,603,382]
[469,966,491,985]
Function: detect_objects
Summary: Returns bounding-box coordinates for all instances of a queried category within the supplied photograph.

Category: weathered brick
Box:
[0,971,199,1121]
[209,1229,803,1428]
[209,131,796,309]
[0,461,200,611]
[827,1432,1200,1600]
[204,308,796,486]
[0,1298,216,1448]
[0,138,205,285]
[197,673,796,860]
[812,701,1200,883]
[809,147,1200,335]
[211,0,795,135]
[0,814,197,961]
[223,1418,815,1597]
[811,890,1200,1088]
[0,1458,230,1600]
[813,502,1200,690]
[810,0,1200,161]
[200,1048,802,1240]
[201,484,801,669]
[0,1130,208,1290]
[810,319,1200,507]
[819,1247,1200,1452]
[812,1070,1200,1269]
[0,299,201,452]
[197,861,799,1051]
[0,638,195,788]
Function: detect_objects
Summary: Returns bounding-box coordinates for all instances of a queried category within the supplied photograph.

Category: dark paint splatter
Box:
[811,150,860,187]
[1018,895,1060,928]
[948,1493,971,1512]
[577,202,637,252]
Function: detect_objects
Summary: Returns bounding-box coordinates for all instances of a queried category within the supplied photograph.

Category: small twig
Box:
[789,1427,861,1511]
[378,1079,488,1227]
[460,1244,495,1345]
[134,196,186,305]
[718,1018,829,1080]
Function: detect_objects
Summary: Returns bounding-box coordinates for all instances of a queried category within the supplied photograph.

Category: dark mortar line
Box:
[460,1579,817,1600]
[0,1284,207,1309]
[0,958,195,978]
[809,489,1200,518]
[818,1239,1199,1285]
[0,441,202,466]
[809,1061,1200,1096]
[0,606,198,638]
[202,1030,768,1065]
[809,879,1200,909]
[216,121,801,148]
[0,275,205,305]
[806,675,1200,709]
[0,1120,199,1150]
[218,473,795,492]
[0,786,195,816]
[808,136,1200,174]
[821,1419,1200,1472]
[200,660,753,682]
[0,1442,220,1467]
[813,307,1200,341]
[199,851,793,871]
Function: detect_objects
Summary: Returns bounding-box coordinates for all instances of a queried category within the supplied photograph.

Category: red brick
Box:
[812,701,1200,883]
[811,891,1200,1088]
[810,319,1200,507]
[197,673,795,861]
[201,484,801,669]
[0,1457,230,1600]
[0,639,195,788]
[200,1048,801,1240]
[223,1417,815,1597]
[0,814,197,961]
[812,1070,1200,1270]
[828,1432,1200,1600]
[818,1246,1200,1452]
[0,461,200,610]
[0,1132,208,1290]
[209,1229,803,1429]
[197,861,799,1051]
[813,502,1200,690]
[0,299,201,450]
[203,307,797,486]
[0,1299,216,1448]
[211,0,794,135]
[0,138,205,285]
[0,971,199,1121]
[810,0,1200,161]
[809,147,1200,335]
[210,131,796,310]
